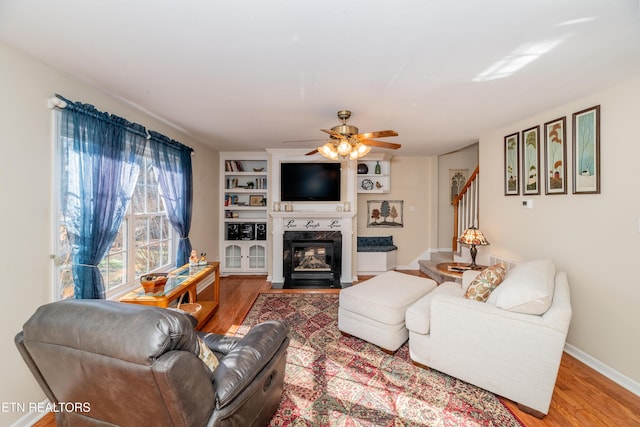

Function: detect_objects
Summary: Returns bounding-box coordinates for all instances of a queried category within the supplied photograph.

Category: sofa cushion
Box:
[358,236,393,246]
[358,245,398,252]
[492,259,555,315]
[357,236,398,252]
[463,263,506,302]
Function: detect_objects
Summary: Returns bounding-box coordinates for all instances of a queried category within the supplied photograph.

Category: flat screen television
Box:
[280,162,341,201]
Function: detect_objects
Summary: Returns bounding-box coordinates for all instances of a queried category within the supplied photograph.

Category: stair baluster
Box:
[452,166,479,252]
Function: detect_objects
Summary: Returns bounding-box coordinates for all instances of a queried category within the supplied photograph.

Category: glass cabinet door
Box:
[248,244,266,269]
[224,244,242,269]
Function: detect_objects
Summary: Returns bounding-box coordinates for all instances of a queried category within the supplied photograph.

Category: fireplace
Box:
[270,211,355,288]
[283,231,341,289]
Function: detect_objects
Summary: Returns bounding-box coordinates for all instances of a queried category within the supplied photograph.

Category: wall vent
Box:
[488,254,518,273]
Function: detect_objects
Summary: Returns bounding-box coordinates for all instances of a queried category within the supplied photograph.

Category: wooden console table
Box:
[120,262,220,330]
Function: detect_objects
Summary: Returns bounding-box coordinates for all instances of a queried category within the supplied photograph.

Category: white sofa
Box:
[406,260,572,417]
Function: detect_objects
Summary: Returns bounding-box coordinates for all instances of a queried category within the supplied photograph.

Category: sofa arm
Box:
[213,320,289,408]
[542,271,572,334]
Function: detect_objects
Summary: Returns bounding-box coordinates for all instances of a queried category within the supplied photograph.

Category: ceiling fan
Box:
[284,110,401,160]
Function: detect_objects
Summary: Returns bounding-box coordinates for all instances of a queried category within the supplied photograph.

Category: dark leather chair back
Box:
[16,299,276,426]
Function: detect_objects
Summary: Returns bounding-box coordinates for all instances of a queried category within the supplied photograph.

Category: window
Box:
[54,114,176,300]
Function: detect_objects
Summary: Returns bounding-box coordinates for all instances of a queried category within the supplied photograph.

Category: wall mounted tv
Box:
[280,162,341,202]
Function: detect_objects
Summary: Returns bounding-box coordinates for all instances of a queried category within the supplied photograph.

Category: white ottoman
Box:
[338,271,437,352]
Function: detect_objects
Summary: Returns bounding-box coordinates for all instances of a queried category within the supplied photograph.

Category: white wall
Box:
[357,156,438,268]
[478,75,640,386]
[0,42,218,426]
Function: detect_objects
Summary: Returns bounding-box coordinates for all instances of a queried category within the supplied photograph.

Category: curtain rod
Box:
[47,95,195,155]
[48,96,67,109]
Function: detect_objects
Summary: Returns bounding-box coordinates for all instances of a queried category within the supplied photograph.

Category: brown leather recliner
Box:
[15,299,289,426]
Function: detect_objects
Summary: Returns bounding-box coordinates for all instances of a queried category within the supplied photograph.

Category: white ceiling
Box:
[1,0,639,156]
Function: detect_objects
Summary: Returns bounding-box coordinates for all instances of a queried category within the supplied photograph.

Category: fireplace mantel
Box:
[270,210,356,287]
[270,211,355,219]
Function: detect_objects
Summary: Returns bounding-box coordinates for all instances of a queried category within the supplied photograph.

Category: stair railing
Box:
[452,166,479,252]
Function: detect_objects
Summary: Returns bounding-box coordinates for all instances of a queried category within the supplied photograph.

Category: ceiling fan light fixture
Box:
[350,143,371,159]
[318,138,372,160]
[297,109,400,159]
[337,139,352,156]
[319,142,339,160]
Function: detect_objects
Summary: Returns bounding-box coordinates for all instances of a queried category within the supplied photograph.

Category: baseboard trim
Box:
[9,400,48,427]
[564,343,640,397]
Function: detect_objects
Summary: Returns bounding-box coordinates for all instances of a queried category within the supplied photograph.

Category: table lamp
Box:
[459,226,490,269]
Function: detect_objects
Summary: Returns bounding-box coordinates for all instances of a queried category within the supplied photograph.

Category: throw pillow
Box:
[196,336,219,376]
[463,263,507,302]
[493,259,555,315]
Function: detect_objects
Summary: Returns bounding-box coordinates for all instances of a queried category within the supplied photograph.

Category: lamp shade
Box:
[459,227,489,246]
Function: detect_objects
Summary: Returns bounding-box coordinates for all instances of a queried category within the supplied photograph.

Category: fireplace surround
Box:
[283,231,342,288]
[270,211,356,288]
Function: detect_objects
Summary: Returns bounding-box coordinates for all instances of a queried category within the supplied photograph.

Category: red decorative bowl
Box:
[140,274,168,294]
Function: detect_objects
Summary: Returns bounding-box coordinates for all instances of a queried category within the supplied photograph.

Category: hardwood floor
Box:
[33,273,640,427]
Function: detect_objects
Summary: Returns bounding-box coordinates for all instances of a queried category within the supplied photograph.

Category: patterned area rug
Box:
[236,292,524,427]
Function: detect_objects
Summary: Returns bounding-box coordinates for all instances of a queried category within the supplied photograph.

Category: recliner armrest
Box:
[213,320,289,408]
[197,332,241,354]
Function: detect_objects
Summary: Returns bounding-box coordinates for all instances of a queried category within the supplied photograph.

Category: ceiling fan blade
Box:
[357,130,398,140]
[282,138,325,143]
[361,139,402,150]
[320,128,343,139]
[305,149,319,156]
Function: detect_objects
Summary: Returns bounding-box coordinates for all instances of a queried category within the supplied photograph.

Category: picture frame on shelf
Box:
[249,195,265,206]
[504,132,520,196]
[544,117,567,195]
[522,125,540,195]
[572,105,600,194]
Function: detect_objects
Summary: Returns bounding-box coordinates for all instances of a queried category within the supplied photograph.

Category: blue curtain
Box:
[148,131,194,267]
[59,97,147,299]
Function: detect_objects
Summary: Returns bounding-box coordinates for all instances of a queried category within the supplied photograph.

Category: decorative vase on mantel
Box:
[374,161,381,174]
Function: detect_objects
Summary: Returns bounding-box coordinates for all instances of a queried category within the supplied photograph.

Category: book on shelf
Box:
[225,160,244,172]
[254,177,267,189]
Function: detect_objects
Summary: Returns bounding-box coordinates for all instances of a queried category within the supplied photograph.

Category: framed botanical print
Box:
[504,132,520,196]
[572,105,600,194]
[544,117,567,194]
[366,200,403,228]
[522,125,540,195]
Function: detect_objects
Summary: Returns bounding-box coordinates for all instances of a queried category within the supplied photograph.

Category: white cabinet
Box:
[222,241,267,272]
[356,154,391,193]
[219,152,268,274]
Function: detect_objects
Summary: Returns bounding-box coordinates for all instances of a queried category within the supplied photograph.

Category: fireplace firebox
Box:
[283,231,341,288]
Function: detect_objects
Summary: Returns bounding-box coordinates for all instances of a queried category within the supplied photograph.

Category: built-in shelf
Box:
[219,153,268,275]
[356,155,391,193]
